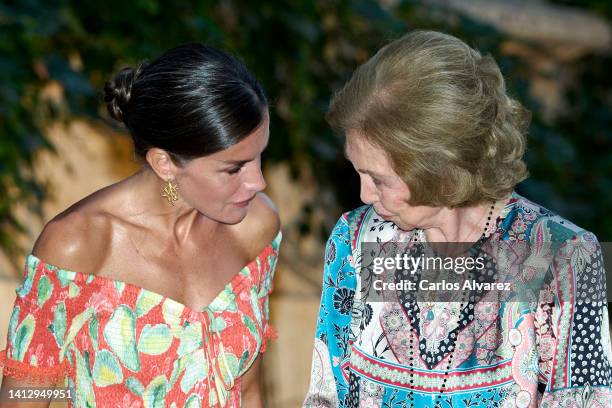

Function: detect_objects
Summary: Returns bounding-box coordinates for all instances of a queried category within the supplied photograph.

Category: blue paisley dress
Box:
[304,192,612,407]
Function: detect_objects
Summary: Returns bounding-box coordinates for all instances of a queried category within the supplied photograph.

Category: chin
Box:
[197,206,248,225]
[220,208,249,225]
[395,220,415,231]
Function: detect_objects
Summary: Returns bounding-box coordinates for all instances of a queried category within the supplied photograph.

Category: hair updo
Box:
[104,44,268,165]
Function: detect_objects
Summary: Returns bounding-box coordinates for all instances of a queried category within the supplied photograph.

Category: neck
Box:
[422,199,500,243]
[120,166,217,245]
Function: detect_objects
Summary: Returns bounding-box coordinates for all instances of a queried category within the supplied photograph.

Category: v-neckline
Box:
[25,230,281,317]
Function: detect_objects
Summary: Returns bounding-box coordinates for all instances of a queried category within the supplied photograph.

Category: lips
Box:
[234,195,256,206]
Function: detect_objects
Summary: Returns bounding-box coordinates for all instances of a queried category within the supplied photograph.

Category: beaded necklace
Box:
[406,200,496,407]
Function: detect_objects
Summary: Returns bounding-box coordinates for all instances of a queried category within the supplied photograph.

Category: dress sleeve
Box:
[0,257,69,385]
[537,231,612,406]
[304,214,356,407]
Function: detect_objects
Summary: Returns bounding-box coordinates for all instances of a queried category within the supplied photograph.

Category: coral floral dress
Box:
[1,231,281,407]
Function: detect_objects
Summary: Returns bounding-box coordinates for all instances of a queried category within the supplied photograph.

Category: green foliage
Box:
[519,53,612,236]
[0,0,610,264]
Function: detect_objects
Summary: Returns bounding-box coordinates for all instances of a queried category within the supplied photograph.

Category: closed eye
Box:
[226,166,243,175]
[371,175,383,186]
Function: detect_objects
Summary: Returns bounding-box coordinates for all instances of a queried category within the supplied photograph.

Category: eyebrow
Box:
[358,168,385,179]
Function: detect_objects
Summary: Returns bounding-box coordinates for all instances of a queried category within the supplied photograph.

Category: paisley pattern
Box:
[304,192,612,407]
[1,231,281,407]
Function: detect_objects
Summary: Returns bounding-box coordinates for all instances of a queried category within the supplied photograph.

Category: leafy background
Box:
[0,1,610,405]
[1,0,610,264]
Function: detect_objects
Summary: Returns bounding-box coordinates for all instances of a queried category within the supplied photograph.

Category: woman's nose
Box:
[244,164,267,192]
[360,178,376,205]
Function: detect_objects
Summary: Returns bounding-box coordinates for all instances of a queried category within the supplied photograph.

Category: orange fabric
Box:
[0,349,70,385]
[0,231,281,407]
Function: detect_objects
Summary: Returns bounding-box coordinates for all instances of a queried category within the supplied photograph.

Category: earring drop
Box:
[161,179,180,206]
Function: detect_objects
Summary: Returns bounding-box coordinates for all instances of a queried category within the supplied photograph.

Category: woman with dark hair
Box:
[0,44,280,407]
[304,30,611,407]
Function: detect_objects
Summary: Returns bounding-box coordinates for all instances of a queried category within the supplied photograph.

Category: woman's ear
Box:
[145,148,179,180]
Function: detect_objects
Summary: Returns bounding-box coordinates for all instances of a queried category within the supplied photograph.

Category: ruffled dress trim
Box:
[0,349,69,385]
[261,325,279,353]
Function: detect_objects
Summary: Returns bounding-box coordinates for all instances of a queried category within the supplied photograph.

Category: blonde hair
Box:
[327,30,530,207]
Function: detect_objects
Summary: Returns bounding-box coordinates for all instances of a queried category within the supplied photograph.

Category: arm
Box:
[538,232,612,406]
[238,192,279,407]
[0,276,68,408]
[241,355,264,408]
[0,217,90,408]
[303,214,357,407]
[0,376,58,408]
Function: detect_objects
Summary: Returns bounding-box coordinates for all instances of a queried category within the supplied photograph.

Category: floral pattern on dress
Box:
[304,192,612,407]
[1,231,282,407]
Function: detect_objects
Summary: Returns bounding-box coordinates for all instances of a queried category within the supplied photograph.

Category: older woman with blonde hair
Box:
[304,30,611,407]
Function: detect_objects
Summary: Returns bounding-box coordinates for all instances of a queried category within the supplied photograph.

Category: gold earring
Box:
[161,179,180,206]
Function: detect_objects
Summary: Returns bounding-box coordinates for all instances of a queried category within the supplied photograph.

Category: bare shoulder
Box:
[249,192,281,240]
[234,192,280,258]
[32,194,113,274]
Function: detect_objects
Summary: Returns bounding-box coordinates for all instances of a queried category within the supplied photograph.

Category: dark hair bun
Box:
[104,63,147,124]
[102,43,267,163]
